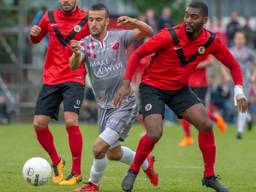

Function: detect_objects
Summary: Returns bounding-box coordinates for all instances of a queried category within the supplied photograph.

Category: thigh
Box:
[180,103,212,131]
[106,97,139,141]
[34,84,62,120]
[191,87,208,104]
[62,82,85,114]
[167,86,201,118]
[139,83,166,118]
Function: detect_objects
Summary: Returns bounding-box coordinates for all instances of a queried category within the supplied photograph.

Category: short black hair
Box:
[188,2,208,16]
[89,3,109,17]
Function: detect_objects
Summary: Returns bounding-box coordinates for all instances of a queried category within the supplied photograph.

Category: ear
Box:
[203,16,208,25]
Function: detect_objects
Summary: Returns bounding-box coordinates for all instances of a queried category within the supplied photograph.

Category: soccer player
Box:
[178,56,227,147]
[113,2,247,192]
[229,31,256,139]
[69,3,158,192]
[29,0,90,185]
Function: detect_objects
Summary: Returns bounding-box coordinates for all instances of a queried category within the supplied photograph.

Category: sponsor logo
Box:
[145,104,152,111]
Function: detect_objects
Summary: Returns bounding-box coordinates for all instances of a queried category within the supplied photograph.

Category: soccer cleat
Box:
[178,136,194,147]
[59,172,82,185]
[202,176,229,192]
[122,169,138,192]
[74,182,99,192]
[143,155,159,186]
[236,132,242,140]
[215,115,227,133]
[52,159,65,184]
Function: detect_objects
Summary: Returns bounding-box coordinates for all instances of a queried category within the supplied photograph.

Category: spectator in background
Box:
[241,16,254,48]
[159,6,173,30]
[0,95,10,124]
[145,8,158,35]
[230,31,256,139]
[226,11,241,47]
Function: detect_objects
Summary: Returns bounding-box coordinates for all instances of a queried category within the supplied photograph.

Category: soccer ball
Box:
[22,157,51,186]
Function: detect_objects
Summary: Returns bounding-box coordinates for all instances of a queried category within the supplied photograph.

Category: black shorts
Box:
[34,82,85,120]
[139,83,201,118]
[191,87,208,104]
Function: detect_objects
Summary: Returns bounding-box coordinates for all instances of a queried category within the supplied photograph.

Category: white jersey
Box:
[79,30,135,109]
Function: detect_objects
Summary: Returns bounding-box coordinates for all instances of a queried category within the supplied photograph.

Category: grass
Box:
[0,123,256,192]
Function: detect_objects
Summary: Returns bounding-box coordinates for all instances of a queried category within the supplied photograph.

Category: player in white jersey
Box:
[230,31,256,139]
[69,3,158,192]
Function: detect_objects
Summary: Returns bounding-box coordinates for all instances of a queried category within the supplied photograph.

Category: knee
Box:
[146,127,163,142]
[65,118,77,128]
[107,150,122,161]
[198,119,213,132]
[93,144,107,159]
[33,118,48,129]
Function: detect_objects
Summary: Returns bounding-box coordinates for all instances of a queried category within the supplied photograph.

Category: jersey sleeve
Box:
[125,29,171,81]
[79,39,86,60]
[30,11,49,44]
[118,30,136,48]
[211,37,243,85]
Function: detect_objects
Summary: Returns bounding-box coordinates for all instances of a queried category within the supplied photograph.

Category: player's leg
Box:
[180,104,229,192]
[33,84,64,184]
[170,86,228,192]
[236,112,247,139]
[122,84,164,191]
[59,83,84,185]
[178,119,194,146]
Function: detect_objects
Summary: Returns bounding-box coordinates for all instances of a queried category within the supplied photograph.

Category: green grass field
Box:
[0,123,256,192]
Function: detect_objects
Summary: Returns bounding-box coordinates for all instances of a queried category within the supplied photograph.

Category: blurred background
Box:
[1,0,256,125]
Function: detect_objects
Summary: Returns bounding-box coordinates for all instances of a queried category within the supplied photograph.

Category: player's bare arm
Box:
[117,16,153,40]
[69,40,82,70]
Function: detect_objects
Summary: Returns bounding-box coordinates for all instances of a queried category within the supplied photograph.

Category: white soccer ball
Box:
[22,157,51,186]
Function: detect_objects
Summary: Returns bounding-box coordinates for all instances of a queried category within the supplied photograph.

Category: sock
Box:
[198,131,216,177]
[35,127,61,166]
[66,125,83,175]
[89,157,108,184]
[120,146,149,171]
[208,111,216,122]
[180,119,191,137]
[237,112,247,133]
[130,135,156,173]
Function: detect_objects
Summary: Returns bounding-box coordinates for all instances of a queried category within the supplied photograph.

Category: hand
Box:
[70,40,81,56]
[30,25,41,37]
[117,16,136,27]
[112,80,131,108]
[234,85,248,113]
[235,96,248,113]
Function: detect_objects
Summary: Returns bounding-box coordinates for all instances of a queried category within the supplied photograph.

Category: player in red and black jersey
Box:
[113,2,247,192]
[29,0,89,185]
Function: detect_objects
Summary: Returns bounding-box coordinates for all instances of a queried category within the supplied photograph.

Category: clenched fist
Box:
[30,25,41,37]
[70,40,81,56]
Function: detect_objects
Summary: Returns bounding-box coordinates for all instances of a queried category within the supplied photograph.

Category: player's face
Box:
[234,32,246,47]
[59,0,77,13]
[88,10,109,37]
[184,7,208,35]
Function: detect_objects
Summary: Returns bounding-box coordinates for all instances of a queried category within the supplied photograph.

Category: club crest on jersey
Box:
[145,104,152,111]
[74,25,81,32]
[198,46,205,54]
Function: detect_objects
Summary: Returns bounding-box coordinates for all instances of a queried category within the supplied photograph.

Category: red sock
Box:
[130,135,157,173]
[208,111,216,122]
[66,125,83,175]
[198,131,216,177]
[35,127,61,166]
[180,119,191,137]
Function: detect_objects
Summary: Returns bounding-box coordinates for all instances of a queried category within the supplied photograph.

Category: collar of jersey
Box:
[89,31,109,48]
